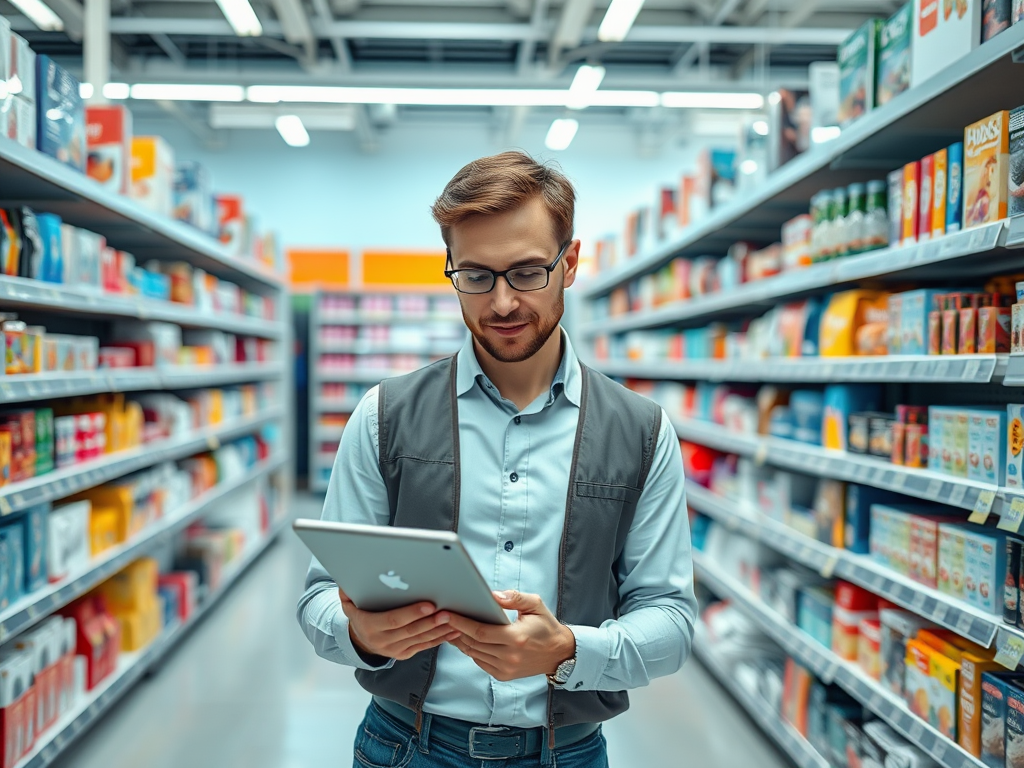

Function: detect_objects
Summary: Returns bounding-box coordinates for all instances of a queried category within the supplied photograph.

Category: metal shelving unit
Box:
[308,288,465,492]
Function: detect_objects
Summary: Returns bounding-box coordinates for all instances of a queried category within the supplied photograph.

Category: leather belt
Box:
[372,697,600,760]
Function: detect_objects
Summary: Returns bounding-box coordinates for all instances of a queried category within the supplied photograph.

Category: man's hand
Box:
[445,591,576,683]
[339,588,461,661]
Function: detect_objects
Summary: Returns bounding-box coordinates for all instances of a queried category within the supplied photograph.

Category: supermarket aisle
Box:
[52,494,788,768]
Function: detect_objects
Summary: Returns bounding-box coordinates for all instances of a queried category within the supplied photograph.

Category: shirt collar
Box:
[455,327,582,407]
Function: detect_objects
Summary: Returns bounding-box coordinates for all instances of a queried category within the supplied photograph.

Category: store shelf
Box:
[0,407,284,516]
[693,551,986,768]
[580,22,1024,300]
[319,313,463,325]
[0,275,282,338]
[0,454,286,644]
[316,369,418,383]
[313,397,364,412]
[692,637,829,768]
[1009,216,1024,248]
[316,341,462,355]
[157,363,285,388]
[312,425,346,441]
[23,514,288,768]
[0,139,282,292]
[594,354,1008,385]
[581,222,1006,335]
[688,485,1011,651]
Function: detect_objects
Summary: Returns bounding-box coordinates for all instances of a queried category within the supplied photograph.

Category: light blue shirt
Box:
[296,330,697,728]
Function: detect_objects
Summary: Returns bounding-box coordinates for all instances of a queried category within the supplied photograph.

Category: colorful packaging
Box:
[979,306,1012,353]
[962,652,1004,756]
[1010,106,1024,219]
[981,673,1024,767]
[919,153,935,242]
[837,19,883,126]
[1007,403,1024,488]
[903,160,921,244]
[933,147,948,237]
[906,639,935,719]
[130,137,175,217]
[948,142,966,232]
[173,161,214,233]
[931,649,961,739]
[35,56,85,172]
[964,110,1011,228]
[888,169,904,246]
[965,529,1007,614]
[1008,684,1024,768]
[900,289,942,355]
[85,105,133,195]
[876,3,913,107]
[215,195,246,259]
[1006,537,1022,627]
[912,0,981,88]
[982,0,1012,40]
[939,523,967,598]
[822,384,881,450]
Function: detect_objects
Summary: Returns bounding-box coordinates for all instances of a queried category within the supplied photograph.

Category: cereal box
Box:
[1007,683,1024,768]
[906,640,935,718]
[961,653,1004,757]
[964,110,1011,229]
[838,19,883,126]
[1007,403,1024,488]
[981,673,1024,767]
[948,141,965,232]
[919,153,935,242]
[933,147,949,237]
[1009,105,1024,219]
[982,0,1012,40]
[931,650,961,739]
[85,105,132,195]
[965,529,1007,615]
[888,169,904,246]
[877,3,913,107]
[903,160,921,244]
[912,0,982,88]
[939,523,967,598]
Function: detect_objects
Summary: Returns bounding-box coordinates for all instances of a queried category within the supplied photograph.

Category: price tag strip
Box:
[994,634,1024,669]
[969,490,997,524]
[999,497,1024,533]
[948,484,969,507]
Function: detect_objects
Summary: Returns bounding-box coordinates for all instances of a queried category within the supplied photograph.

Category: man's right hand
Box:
[339,588,461,661]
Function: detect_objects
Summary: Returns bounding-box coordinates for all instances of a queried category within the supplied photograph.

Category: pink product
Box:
[320,354,356,370]
[320,326,359,343]
[359,295,395,315]
[395,295,429,315]
[359,326,390,343]
[319,296,357,317]
[98,347,136,369]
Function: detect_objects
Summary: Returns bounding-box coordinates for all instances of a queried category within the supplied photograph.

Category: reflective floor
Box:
[52,494,790,768]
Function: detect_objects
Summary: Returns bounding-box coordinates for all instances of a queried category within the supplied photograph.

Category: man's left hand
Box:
[445,591,576,682]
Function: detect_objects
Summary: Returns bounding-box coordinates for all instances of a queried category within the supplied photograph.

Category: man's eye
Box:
[465,272,490,283]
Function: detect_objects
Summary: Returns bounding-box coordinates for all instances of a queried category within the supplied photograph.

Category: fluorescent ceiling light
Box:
[275,115,310,147]
[598,0,643,42]
[246,85,657,108]
[8,0,63,31]
[752,120,769,136]
[130,84,245,102]
[811,125,842,144]
[104,82,131,100]
[660,92,765,110]
[215,0,263,36]
[739,159,758,175]
[567,65,606,110]
[79,83,94,100]
[545,118,579,151]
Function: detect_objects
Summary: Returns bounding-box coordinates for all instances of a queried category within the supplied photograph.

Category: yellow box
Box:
[932,147,948,238]
[819,291,886,357]
[89,507,120,556]
[964,111,1011,229]
[72,486,136,542]
[930,651,961,740]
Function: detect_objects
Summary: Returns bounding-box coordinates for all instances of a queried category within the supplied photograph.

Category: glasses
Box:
[444,242,569,295]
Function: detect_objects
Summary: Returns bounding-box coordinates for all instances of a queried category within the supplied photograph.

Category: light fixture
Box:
[752,120,769,136]
[739,159,759,175]
[79,83,94,100]
[567,65,606,110]
[660,92,765,110]
[104,82,131,100]
[768,91,782,106]
[130,84,245,101]
[8,0,63,31]
[545,118,579,151]
[597,0,644,42]
[811,125,842,144]
[275,114,310,147]
[246,85,657,108]
[215,0,263,36]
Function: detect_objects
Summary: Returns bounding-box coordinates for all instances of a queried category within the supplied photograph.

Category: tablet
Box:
[293,519,511,625]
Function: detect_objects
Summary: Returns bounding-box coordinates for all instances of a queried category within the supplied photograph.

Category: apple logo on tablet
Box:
[380,571,409,591]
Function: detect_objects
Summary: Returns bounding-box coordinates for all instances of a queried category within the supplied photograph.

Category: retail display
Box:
[85,105,132,195]
[308,289,464,490]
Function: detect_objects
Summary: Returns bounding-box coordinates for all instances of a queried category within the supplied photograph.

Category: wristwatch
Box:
[547,655,577,689]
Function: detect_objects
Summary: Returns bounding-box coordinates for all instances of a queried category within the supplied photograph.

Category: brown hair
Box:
[431,151,575,247]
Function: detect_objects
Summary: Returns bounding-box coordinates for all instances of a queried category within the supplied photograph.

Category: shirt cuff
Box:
[561,625,609,692]
[332,609,396,672]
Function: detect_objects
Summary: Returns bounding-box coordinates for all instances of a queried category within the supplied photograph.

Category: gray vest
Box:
[356,355,662,733]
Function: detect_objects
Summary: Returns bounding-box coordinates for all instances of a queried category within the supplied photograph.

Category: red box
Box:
[215,195,245,259]
[85,105,133,195]
[64,595,120,692]
[835,581,878,611]
[158,572,198,623]
[106,341,155,368]
[918,153,935,243]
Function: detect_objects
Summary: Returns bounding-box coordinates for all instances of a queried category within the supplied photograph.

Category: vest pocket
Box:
[575,482,641,504]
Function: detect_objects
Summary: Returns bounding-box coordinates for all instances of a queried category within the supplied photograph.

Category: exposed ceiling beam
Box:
[549,0,595,65]
[312,0,352,70]
[732,0,822,78]
[517,0,550,75]
[46,0,85,40]
[270,0,316,62]
[353,104,379,153]
[151,32,187,67]
[99,16,850,44]
[673,0,745,75]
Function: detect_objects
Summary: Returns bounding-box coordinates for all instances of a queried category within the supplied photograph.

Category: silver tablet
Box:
[293,519,512,625]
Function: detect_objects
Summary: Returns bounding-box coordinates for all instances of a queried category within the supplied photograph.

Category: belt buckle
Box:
[468,726,523,760]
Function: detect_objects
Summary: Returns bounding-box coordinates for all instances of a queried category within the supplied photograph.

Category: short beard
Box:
[463,287,564,364]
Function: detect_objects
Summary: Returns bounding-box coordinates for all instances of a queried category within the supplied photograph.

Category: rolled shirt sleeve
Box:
[561,411,698,692]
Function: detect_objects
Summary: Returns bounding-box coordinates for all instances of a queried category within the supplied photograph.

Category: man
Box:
[297,151,697,768]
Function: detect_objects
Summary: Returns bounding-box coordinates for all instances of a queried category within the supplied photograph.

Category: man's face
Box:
[448,196,579,364]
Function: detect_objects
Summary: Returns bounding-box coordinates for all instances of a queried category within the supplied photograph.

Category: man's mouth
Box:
[487,323,529,337]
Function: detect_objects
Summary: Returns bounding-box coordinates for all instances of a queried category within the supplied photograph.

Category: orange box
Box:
[978,306,1011,353]
[964,111,1011,229]
[903,160,921,244]
[130,136,174,217]
[959,651,1003,756]
[89,507,120,556]
[933,147,948,238]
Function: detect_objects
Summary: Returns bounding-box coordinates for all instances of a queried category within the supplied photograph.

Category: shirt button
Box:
[504,541,514,552]
[510,472,518,483]
[514,416,521,425]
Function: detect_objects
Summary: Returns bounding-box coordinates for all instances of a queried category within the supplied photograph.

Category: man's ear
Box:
[563,240,581,288]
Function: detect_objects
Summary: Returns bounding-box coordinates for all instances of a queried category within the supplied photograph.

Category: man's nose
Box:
[490,278,520,317]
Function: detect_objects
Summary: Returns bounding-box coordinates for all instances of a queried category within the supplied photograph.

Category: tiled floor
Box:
[52,494,790,768]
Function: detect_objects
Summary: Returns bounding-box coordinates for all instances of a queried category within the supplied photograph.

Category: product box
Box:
[968,409,1006,484]
[173,161,214,233]
[881,609,933,697]
[983,0,1012,40]
[912,0,981,88]
[906,639,935,719]
[901,289,943,355]
[35,56,85,172]
[0,653,31,768]
[46,501,90,583]
[1010,106,1024,219]
[130,137,175,217]
[1007,403,1024,488]
[22,504,46,593]
[933,147,949,237]
[822,384,881,450]
[215,195,245,259]
[85,105,133,195]
[962,653,1005,756]
[838,19,883,126]
[979,305,1012,353]
[931,649,962,739]
[1009,537,1023,627]
[919,153,935,242]
[964,529,1007,614]
[1008,683,1024,768]
[887,169,905,247]
[949,141,966,232]
[903,160,921,244]
[939,523,967,598]
[877,3,913,107]
[965,110,1011,229]
[981,672,1024,767]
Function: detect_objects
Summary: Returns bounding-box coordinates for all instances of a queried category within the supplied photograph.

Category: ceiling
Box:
[1,0,903,150]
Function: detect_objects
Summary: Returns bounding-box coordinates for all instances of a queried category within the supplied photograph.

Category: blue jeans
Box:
[353,701,610,768]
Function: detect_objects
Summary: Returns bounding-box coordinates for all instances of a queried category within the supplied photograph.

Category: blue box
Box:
[982,673,1024,768]
[35,212,63,283]
[173,161,215,234]
[823,385,881,451]
[947,142,964,234]
[791,390,825,445]
[0,530,12,610]
[844,484,904,554]
[35,55,85,172]
[2,523,25,606]
[23,503,48,593]
[898,289,942,355]
[141,270,170,301]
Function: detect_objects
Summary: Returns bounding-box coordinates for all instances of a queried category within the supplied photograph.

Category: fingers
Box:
[398,631,462,660]
[338,588,352,604]
[493,590,542,613]
[398,612,452,640]
[450,637,503,664]
[445,613,494,641]
[366,602,436,633]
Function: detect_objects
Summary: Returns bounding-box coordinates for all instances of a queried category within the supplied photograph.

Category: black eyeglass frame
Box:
[443,241,571,294]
